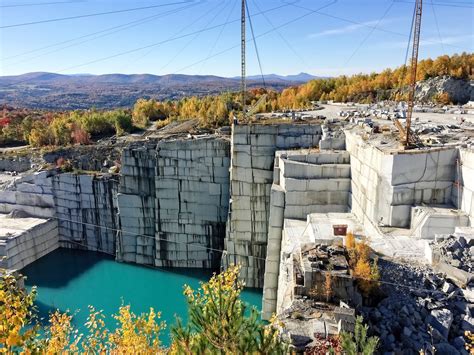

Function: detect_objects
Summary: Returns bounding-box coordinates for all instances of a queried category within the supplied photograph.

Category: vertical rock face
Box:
[346,131,457,231]
[455,148,474,224]
[117,142,157,265]
[155,137,230,268]
[0,216,59,270]
[262,150,352,319]
[53,173,119,255]
[223,124,322,288]
[117,137,231,269]
[0,171,55,218]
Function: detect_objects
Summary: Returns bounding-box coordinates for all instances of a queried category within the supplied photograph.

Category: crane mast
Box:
[394,0,422,148]
[241,0,246,120]
[406,0,423,147]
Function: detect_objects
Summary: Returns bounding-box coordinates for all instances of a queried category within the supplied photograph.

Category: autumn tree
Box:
[170,265,287,354]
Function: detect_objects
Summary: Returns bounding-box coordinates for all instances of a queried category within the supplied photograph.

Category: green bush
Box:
[110,110,133,136]
[79,111,115,137]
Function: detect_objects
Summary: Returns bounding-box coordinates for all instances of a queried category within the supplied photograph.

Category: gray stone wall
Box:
[0,157,31,172]
[117,143,157,265]
[117,137,231,269]
[262,150,351,319]
[0,217,58,270]
[454,147,474,224]
[155,138,230,268]
[346,130,457,230]
[223,124,322,288]
[0,171,55,218]
[53,173,119,254]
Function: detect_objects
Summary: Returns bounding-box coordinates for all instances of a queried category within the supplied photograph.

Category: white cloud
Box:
[383,34,474,49]
[307,18,395,39]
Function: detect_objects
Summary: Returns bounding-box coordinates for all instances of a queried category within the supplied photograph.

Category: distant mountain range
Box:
[0,72,320,110]
[241,72,320,82]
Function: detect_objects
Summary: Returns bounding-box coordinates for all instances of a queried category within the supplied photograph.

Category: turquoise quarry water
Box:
[22,248,262,345]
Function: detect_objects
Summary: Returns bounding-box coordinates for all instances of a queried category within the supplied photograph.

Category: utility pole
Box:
[241,0,246,120]
[405,0,422,147]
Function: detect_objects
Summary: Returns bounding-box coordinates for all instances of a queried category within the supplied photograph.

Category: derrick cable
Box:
[431,0,446,52]
[0,0,290,89]
[404,1,417,67]
[2,1,202,61]
[156,0,231,72]
[2,2,203,68]
[344,1,395,65]
[0,0,194,29]
[245,0,266,89]
[173,0,337,73]
[285,1,466,49]
[251,0,310,72]
[197,0,238,74]
[49,215,471,301]
[54,0,301,74]
[393,0,474,8]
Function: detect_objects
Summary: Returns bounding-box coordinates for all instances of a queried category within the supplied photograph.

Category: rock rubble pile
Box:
[362,259,473,354]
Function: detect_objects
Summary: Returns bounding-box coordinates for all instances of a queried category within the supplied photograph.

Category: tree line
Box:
[1,53,472,147]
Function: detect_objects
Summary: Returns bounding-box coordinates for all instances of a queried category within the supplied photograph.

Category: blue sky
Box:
[0,0,473,77]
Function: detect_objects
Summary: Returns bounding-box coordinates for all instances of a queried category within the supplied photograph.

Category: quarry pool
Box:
[22,248,262,345]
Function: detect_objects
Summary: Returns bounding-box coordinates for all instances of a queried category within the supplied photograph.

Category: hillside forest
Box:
[1,52,472,148]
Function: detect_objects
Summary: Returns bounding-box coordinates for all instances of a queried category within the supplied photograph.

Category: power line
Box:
[344,1,395,65]
[0,0,85,8]
[0,0,194,29]
[1,2,201,62]
[2,3,201,69]
[245,0,266,88]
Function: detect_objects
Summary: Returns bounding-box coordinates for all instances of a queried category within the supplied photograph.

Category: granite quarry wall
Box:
[117,141,157,265]
[222,124,323,288]
[262,150,352,319]
[1,122,472,315]
[0,215,58,270]
[0,170,118,269]
[117,136,230,268]
[53,173,119,254]
[455,147,474,224]
[346,130,457,231]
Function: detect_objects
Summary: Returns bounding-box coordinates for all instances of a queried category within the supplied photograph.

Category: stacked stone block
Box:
[0,218,58,270]
[223,124,323,288]
[155,137,230,268]
[53,173,119,255]
[262,150,351,319]
[346,131,457,230]
[0,171,55,218]
[117,144,157,265]
[454,147,474,224]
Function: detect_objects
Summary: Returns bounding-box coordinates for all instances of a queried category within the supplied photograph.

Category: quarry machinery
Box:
[394,0,422,148]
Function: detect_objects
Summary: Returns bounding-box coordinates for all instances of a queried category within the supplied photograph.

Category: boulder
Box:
[429,309,453,339]
[434,342,460,355]
[415,76,472,104]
